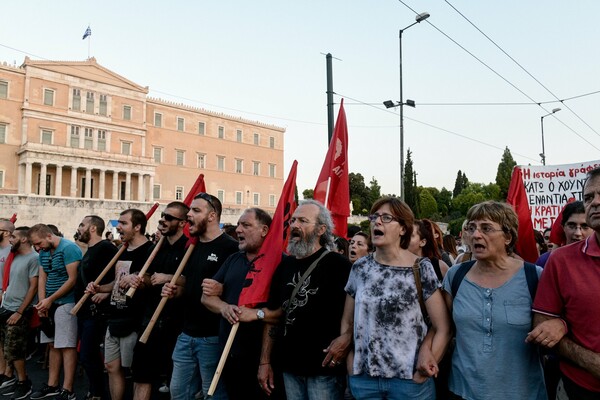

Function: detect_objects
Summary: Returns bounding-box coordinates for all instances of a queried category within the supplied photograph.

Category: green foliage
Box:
[419,188,438,219]
[404,149,419,214]
[302,188,314,199]
[495,147,517,200]
[453,170,469,197]
[452,182,501,215]
[348,173,382,215]
[359,219,371,233]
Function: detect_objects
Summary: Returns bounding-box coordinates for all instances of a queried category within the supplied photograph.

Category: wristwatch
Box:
[256,309,265,320]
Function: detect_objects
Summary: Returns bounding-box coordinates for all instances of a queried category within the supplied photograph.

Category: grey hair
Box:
[299,199,335,250]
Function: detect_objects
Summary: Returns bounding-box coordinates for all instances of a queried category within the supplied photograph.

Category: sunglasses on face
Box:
[161,212,185,222]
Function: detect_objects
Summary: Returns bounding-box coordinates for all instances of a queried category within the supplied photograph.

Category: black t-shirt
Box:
[75,240,118,319]
[268,248,351,376]
[213,251,267,359]
[142,235,188,327]
[107,240,153,337]
[181,233,239,338]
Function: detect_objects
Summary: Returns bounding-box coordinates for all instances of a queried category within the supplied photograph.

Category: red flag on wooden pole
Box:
[238,160,298,307]
[506,167,539,262]
[182,174,206,242]
[313,99,350,238]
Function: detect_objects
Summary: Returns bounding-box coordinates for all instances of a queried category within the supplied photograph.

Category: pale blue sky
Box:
[2,1,599,196]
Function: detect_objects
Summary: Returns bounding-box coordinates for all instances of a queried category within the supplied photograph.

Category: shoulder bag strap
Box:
[523,262,539,299]
[451,260,477,298]
[412,257,429,322]
[284,250,330,312]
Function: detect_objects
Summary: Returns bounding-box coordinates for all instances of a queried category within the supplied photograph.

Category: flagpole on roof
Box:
[88,24,91,59]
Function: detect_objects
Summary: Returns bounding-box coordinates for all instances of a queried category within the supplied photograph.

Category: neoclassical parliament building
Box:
[0,57,285,229]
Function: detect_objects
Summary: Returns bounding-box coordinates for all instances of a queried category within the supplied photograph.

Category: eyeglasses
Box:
[564,222,590,231]
[466,223,504,235]
[368,213,398,224]
[161,212,185,222]
[195,192,216,211]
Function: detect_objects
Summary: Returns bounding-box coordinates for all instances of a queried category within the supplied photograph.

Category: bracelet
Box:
[15,311,22,316]
[259,362,270,366]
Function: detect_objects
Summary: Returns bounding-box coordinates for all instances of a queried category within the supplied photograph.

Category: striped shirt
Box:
[39,238,82,304]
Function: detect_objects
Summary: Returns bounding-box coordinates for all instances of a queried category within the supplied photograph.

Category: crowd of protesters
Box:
[0,167,599,400]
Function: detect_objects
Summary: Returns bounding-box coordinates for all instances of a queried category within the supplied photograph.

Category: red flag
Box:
[238,160,298,307]
[183,174,206,241]
[506,167,539,262]
[313,99,350,238]
[548,197,576,246]
[9,214,17,223]
[2,252,15,291]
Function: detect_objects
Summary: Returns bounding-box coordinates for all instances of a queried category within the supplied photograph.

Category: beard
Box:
[287,228,321,258]
[190,216,208,237]
[10,241,20,253]
[79,229,91,244]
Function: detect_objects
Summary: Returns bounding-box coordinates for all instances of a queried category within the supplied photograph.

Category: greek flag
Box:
[82,26,91,40]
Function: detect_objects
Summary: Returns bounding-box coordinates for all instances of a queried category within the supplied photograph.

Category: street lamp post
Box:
[540,107,561,165]
[384,12,430,201]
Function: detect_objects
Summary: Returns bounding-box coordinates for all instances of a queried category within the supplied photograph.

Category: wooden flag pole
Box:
[207,323,239,396]
[125,236,165,298]
[139,242,195,343]
[71,244,127,315]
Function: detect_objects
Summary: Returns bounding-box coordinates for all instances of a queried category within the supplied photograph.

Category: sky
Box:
[1,1,599,196]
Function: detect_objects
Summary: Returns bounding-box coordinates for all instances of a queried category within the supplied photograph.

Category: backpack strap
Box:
[523,262,539,300]
[450,260,476,298]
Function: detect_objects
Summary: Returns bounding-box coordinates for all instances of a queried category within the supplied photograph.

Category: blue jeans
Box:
[348,374,435,400]
[282,373,344,400]
[170,333,228,400]
[77,317,107,397]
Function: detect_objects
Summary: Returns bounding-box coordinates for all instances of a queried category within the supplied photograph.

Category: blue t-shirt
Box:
[39,238,82,304]
[442,264,547,400]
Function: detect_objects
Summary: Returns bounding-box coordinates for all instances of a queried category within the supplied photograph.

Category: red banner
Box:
[507,167,539,263]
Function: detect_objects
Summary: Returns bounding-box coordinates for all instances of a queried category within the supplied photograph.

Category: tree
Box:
[453,170,469,197]
[452,182,501,215]
[302,189,314,199]
[368,177,381,205]
[419,188,438,219]
[349,172,369,215]
[436,187,453,217]
[404,149,419,213]
[495,146,517,200]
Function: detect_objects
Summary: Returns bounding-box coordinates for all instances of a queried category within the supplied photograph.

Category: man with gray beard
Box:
[258,200,351,400]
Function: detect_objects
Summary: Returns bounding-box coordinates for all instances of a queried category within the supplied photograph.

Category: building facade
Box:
[0,57,285,229]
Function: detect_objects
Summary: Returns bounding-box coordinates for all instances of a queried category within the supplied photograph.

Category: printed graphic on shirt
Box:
[282,273,318,335]
[111,260,131,309]
[207,253,218,262]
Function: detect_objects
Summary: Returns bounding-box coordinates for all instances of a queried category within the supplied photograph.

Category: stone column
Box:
[70,167,78,197]
[112,171,119,200]
[55,165,63,197]
[85,168,92,198]
[24,162,32,195]
[99,170,106,200]
[137,174,144,202]
[125,172,131,201]
[148,175,154,202]
[39,163,47,196]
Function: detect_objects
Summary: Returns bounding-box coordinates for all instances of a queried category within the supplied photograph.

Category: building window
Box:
[269,194,276,207]
[198,122,205,135]
[217,156,225,171]
[175,186,184,201]
[0,171,3,188]
[44,89,54,106]
[123,105,131,120]
[235,191,243,205]
[235,159,243,174]
[86,92,94,113]
[121,141,131,155]
[98,130,106,151]
[153,184,161,199]
[177,117,185,132]
[0,124,7,144]
[70,126,80,147]
[253,193,260,206]
[153,147,162,163]
[72,89,80,110]
[0,81,7,99]
[84,128,93,149]
[176,150,185,166]
[217,190,225,203]
[253,161,260,176]
[236,130,242,142]
[218,126,224,139]
[253,133,259,145]
[197,153,206,169]
[41,129,52,145]
[99,94,108,116]
[154,112,162,127]
[270,136,275,149]
[269,163,276,178]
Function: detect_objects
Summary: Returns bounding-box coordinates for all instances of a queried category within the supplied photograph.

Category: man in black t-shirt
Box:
[86,209,152,400]
[162,193,238,400]
[75,215,117,400]
[258,200,351,399]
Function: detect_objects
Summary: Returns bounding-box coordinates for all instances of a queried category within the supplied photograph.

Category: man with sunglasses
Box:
[162,193,238,400]
[131,202,189,400]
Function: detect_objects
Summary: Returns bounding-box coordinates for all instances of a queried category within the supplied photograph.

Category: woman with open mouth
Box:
[348,231,372,264]
[441,201,550,400]
[341,197,451,399]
